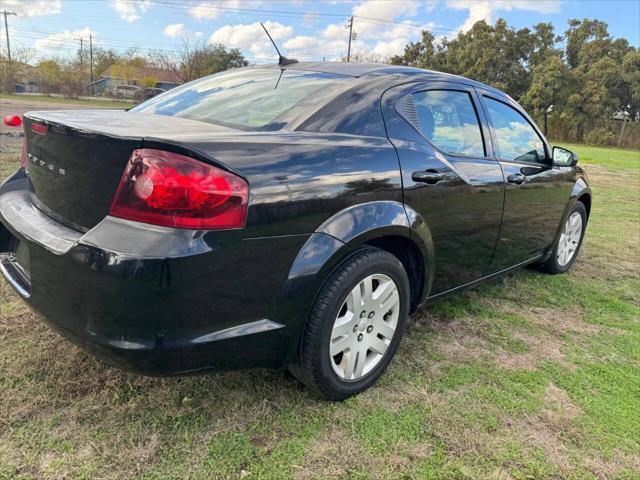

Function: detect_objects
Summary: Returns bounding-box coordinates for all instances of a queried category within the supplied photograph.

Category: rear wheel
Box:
[540,202,587,274]
[290,247,410,400]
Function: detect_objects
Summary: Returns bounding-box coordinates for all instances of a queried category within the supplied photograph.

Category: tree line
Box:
[390,18,639,148]
[1,41,247,98]
[2,18,637,147]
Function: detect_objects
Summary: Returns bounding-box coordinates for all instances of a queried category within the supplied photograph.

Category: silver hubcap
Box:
[557,211,583,267]
[329,273,400,381]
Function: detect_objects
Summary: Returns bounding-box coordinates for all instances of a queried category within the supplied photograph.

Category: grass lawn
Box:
[0,93,133,110]
[0,143,638,479]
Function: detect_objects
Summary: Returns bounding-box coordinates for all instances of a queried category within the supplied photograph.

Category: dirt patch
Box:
[583,452,640,480]
[434,332,491,363]
[541,383,583,420]
[293,427,377,480]
[494,331,573,372]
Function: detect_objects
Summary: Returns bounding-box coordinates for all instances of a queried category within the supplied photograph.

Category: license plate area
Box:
[0,233,32,298]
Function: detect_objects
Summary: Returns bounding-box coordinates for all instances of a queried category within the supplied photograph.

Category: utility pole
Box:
[89,34,93,96]
[346,16,353,62]
[2,10,16,61]
[79,37,84,96]
[2,10,17,92]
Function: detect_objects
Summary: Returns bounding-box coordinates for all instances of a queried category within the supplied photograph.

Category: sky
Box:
[1,0,639,64]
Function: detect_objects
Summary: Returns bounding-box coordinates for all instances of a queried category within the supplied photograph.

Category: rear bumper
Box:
[0,169,307,375]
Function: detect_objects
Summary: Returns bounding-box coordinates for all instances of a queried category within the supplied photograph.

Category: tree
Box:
[35,59,63,93]
[520,55,572,129]
[389,17,637,147]
[109,60,138,83]
[622,50,640,120]
[139,76,157,88]
[151,41,248,82]
[390,30,442,68]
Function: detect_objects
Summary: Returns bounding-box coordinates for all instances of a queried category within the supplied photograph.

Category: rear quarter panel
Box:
[144,132,404,238]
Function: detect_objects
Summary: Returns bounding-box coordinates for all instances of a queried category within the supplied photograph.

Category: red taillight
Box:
[3,115,22,127]
[109,149,249,230]
[20,139,27,169]
[31,121,47,135]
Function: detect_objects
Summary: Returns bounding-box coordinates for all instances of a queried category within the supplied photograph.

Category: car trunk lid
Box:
[22,110,237,231]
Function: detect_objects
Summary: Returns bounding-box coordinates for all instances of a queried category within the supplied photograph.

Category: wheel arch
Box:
[568,177,592,225]
[315,201,434,311]
[364,235,425,312]
[547,178,592,258]
[277,201,434,365]
[577,192,591,219]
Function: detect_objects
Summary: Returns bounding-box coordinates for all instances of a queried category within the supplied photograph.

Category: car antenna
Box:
[260,22,298,66]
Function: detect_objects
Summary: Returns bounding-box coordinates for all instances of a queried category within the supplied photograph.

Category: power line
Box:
[8,26,331,61]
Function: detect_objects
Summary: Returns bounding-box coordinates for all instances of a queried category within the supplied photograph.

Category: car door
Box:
[382,81,504,295]
[477,91,572,272]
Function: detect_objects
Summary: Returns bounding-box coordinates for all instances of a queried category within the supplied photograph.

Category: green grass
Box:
[558,142,640,172]
[0,93,133,109]
[0,143,639,479]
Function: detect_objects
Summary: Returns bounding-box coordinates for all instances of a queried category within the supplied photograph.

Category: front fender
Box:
[570,176,591,202]
[564,176,592,224]
[276,201,435,365]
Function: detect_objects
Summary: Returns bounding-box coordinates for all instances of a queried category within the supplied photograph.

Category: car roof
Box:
[254,61,506,98]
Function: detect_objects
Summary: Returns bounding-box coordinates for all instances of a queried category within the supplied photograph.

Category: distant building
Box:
[1,60,39,93]
[89,66,183,96]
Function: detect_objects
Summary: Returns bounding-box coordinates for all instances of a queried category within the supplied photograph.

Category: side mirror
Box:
[552,146,578,166]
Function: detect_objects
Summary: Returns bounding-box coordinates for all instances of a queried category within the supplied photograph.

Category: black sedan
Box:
[0,63,590,400]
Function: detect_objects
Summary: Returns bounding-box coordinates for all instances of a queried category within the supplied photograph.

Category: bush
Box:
[584,127,617,146]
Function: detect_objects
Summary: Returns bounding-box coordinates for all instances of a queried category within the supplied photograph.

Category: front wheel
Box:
[539,202,587,274]
[290,247,410,400]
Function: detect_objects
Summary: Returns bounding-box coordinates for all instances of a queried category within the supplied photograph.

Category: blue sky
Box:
[2,0,639,63]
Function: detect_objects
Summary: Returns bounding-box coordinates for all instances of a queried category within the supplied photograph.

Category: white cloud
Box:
[0,0,61,17]
[369,21,436,58]
[371,38,410,58]
[111,0,151,23]
[447,0,562,33]
[163,23,186,38]
[283,36,318,51]
[352,0,420,21]
[34,27,96,51]
[283,31,348,59]
[209,21,293,58]
[309,1,433,60]
[320,23,348,40]
[189,1,261,20]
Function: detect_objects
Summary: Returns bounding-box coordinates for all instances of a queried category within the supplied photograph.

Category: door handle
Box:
[412,170,444,184]
[507,173,526,185]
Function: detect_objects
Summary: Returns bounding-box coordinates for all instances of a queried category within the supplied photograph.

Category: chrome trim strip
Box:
[191,319,285,344]
[0,255,31,298]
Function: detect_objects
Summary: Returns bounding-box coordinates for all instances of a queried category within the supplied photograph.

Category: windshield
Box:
[130,68,351,131]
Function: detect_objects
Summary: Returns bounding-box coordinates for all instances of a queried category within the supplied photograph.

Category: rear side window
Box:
[131,68,350,131]
[484,97,546,163]
[411,90,485,157]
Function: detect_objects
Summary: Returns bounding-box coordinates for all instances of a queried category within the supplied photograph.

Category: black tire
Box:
[290,247,410,400]
[539,202,587,274]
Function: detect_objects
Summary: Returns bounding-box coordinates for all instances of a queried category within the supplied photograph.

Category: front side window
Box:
[130,68,350,131]
[484,97,546,163]
[411,90,485,158]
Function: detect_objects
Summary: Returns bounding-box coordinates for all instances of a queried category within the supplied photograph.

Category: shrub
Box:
[584,127,616,146]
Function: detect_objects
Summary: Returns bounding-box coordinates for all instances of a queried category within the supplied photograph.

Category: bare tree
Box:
[150,40,248,83]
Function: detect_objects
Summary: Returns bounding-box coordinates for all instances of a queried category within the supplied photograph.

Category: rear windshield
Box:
[130,68,351,131]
